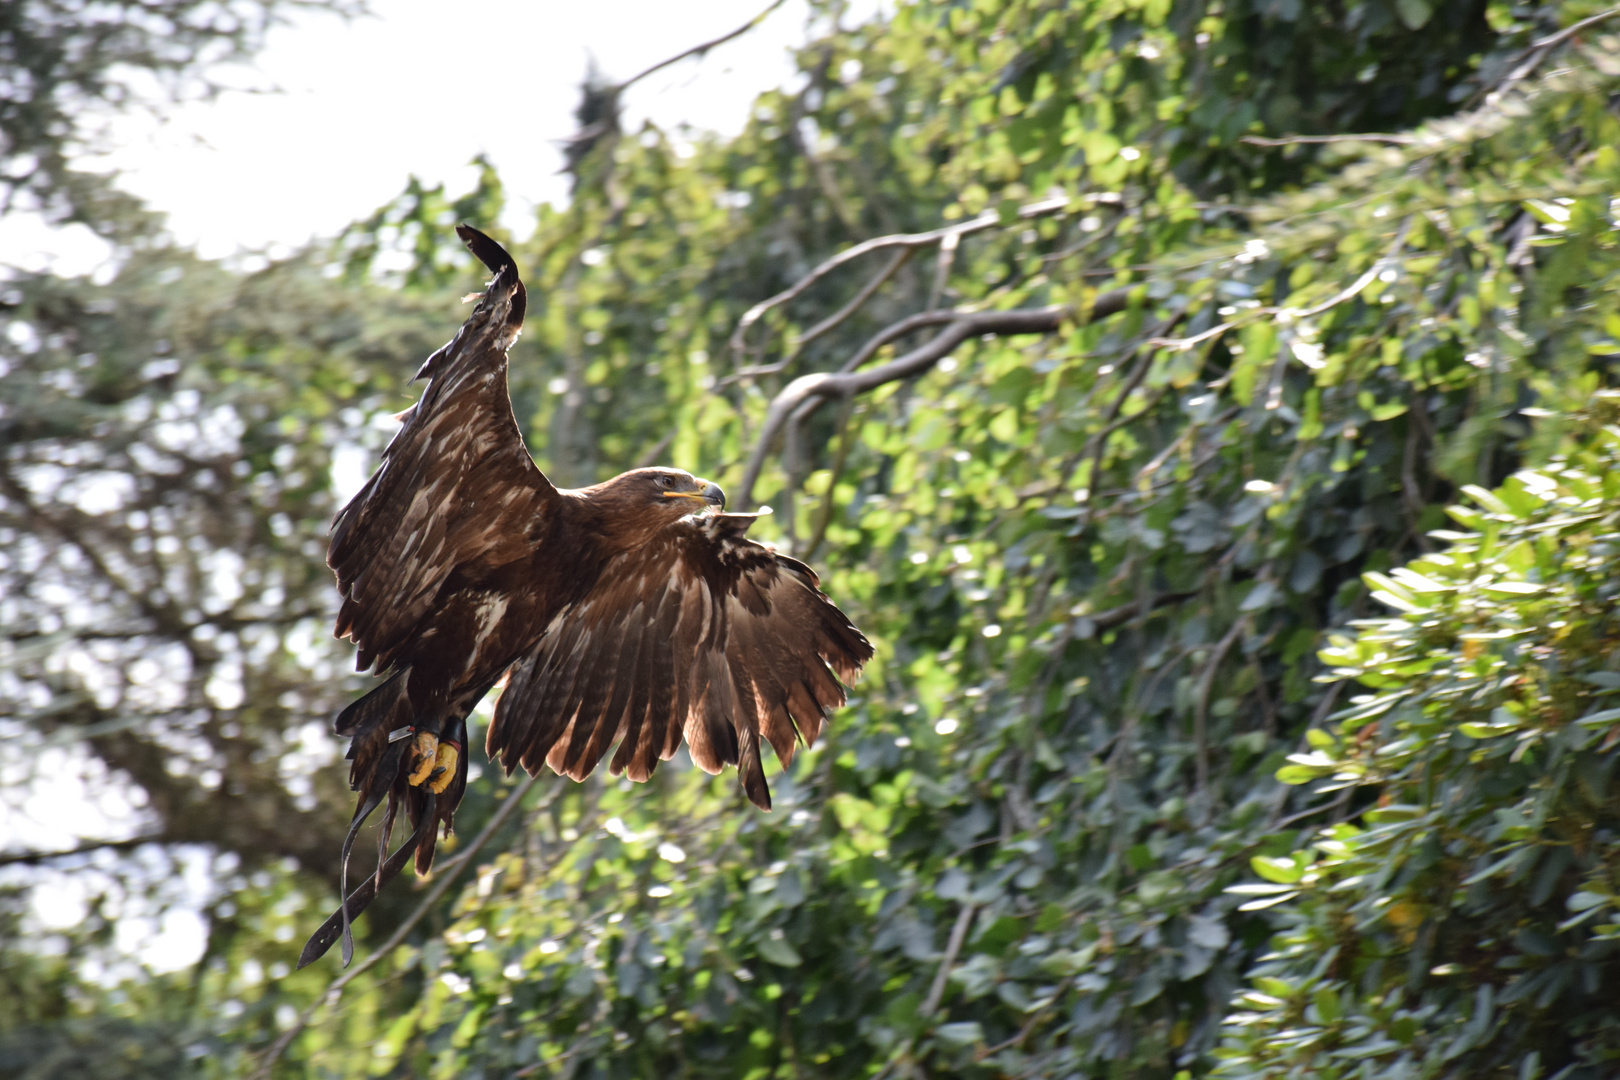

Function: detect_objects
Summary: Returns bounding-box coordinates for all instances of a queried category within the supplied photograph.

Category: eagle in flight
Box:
[299,227,872,967]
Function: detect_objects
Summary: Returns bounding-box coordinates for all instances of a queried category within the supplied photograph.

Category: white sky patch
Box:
[0,741,151,852]
[7,0,887,273]
[329,442,371,506]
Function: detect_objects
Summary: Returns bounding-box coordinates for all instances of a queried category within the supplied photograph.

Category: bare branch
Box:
[738,296,1132,506]
[614,0,792,95]
[728,195,1074,364]
[0,835,161,868]
[722,248,914,386]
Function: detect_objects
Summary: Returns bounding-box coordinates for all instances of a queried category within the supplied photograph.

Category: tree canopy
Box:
[5,1,1620,1078]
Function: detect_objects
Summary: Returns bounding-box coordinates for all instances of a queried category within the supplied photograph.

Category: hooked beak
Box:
[663,480,727,511]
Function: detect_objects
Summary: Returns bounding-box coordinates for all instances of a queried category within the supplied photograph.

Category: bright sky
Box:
[6,0,883,275]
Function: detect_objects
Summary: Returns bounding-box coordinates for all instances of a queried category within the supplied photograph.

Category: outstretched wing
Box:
[485,513,873,809]
[328,226,557,673]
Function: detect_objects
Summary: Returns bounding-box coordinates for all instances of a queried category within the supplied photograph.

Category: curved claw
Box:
[407,731,439,787]
[427,741,459,794]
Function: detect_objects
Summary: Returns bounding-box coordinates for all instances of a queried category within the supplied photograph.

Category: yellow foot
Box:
[407,732,439,786]
[427,741,459,794]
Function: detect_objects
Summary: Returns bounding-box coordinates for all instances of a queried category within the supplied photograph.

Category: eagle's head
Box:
[637,467,726,513]
[579,467,727,547]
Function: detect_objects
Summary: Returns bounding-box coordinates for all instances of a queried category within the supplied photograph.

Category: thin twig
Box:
[789,53,860,234]
[614,0,791,94]
[631,431,675,469]
[1148,215,1413,352]
[926,231,960,312]
[1473,5,1620,106]
[977,976,1076,1059]
[921,902,978,1016]
[250,774,543,1080]
[1072,315,1182,528]
[836,310,962,373]
[800,398,858,562]
[722,249,914,385]
[800,248,913,356]
[1085,590,1199,633]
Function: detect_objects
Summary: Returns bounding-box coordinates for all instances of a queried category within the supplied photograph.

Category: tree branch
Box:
[723,248,915,385]
[728,195,1073,364]
[738,293,1131,507]
[614,0,792,95]
[921,901,977,1016]
[1084,590,1199,634]
[0,835,161,868]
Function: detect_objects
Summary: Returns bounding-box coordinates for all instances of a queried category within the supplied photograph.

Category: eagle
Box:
[298,226,872,968]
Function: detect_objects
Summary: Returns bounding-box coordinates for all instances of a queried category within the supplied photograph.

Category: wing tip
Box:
[457,224,527,330]
[456,224,512,273]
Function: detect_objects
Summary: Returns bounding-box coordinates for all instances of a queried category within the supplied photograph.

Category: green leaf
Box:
[1395,0,1432,29]
[1459,485,1511,515]
[1481,580,1544,596]
[936,1022,985,1046]
[1251,855,1305,884]
[1276,764,1327,785]
[756,934,803,967]
[1577,708,1620,727]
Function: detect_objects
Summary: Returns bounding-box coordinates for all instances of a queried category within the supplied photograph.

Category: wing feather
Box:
[327,232,556,673]
[487,514,873,808]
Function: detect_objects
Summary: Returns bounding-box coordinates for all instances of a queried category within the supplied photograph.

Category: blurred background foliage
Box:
[5,0,1620,1077]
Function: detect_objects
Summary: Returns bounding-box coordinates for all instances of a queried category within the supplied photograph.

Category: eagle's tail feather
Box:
[297,788,437,970]
[331,735,409,966]
[309,670,417,968]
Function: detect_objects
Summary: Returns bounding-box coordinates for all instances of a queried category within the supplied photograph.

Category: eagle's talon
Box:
[427,742,458,794]
[407,731,440,787]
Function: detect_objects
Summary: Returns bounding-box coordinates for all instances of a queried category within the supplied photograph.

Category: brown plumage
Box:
[299,226,872,968]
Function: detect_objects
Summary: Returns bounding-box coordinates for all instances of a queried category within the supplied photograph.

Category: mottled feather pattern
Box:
[327,261,554,673]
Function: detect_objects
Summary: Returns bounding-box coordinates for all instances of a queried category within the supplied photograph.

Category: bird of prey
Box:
[298,226,872,968]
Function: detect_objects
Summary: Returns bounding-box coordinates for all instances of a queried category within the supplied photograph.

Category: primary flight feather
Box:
[299,226,872,968]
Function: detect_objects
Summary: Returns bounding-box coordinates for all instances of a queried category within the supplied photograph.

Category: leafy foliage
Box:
[1219,423,1620,1079]
[5,1,1620,1078]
